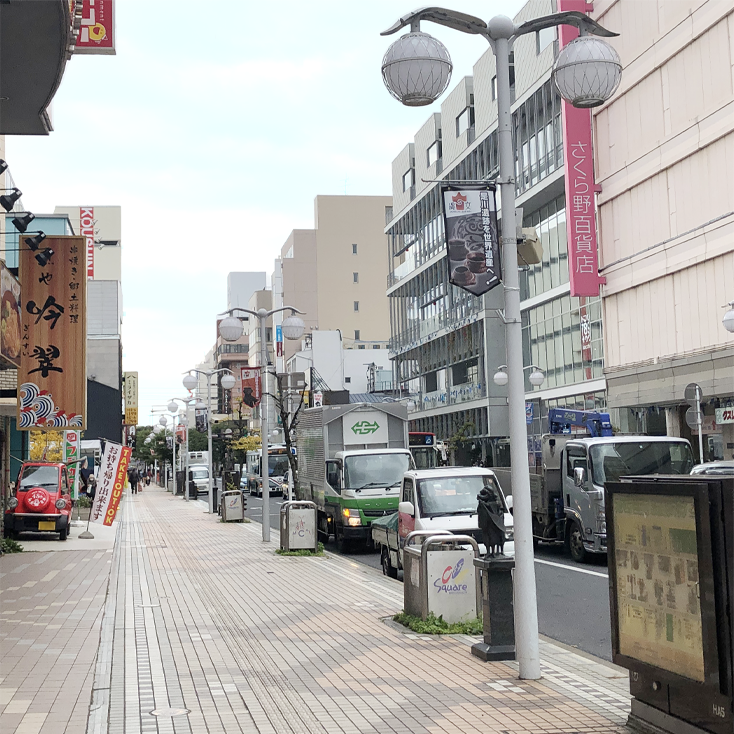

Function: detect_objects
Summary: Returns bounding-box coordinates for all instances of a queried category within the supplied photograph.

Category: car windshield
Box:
[589,442,694,485]
[269,455,289,477]
[417,475,505,517]
[343,453,412,490]
[19,465,60,490]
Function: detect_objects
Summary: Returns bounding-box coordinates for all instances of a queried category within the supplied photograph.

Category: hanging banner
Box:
[18,236,87,429]
[1,262,22,368]
[90,441,131,526]
[175,424,186,445]
[241,367,262,408]
[558,0,606,297]
[79,207,95,279]
[441,184,501,296]
[275,325,284,357]
[63,430,81,500]
[75,0,116,55]
[123,371,138,425]
[195,408,207,433]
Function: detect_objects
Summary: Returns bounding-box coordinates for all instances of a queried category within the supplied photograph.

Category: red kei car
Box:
[4,462,73,541]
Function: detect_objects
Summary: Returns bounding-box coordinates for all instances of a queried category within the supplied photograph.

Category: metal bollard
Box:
[471,555,516,661]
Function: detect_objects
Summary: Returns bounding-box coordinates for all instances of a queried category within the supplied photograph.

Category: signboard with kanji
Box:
[18,236,87,430]
[124,371,138,425]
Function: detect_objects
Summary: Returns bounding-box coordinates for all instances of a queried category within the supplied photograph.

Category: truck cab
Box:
[554,435,694,561]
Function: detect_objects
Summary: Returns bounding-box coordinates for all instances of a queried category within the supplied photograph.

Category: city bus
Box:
[245,445,291,496]
[409,432,439,469]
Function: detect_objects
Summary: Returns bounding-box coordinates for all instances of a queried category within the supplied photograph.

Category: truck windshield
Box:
[18,465,60,490]
[589,442,694,485]
[191,468,208,480]
[343,453,411,490]
[416,475,504,517]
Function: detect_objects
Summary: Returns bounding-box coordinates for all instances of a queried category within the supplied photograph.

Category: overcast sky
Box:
[8,0,524,423]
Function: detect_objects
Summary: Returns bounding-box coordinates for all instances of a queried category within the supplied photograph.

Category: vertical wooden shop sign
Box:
[18,236,87,429]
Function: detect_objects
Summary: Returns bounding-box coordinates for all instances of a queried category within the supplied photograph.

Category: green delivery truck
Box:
[295,403,413,551]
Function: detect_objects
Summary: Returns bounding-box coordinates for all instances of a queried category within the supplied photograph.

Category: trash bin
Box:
[403,531,481,625]
[220,490,245,522]
[280,501,317,551]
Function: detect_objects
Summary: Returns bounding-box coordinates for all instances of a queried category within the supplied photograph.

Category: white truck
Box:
[295,403,414,551]
[371,467,514,578]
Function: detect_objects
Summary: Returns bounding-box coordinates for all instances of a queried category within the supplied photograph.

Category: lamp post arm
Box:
[218,307,257,319]
[266,306,305,319]
[514,11,618,38]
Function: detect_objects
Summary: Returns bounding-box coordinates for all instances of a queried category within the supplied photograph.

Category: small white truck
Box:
[371,467,514,578]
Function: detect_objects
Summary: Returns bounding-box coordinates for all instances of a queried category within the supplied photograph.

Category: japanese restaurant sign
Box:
[1,262,22,368]
[90,441,131,526]
[75,0,116,55]
[441,184,501,296]
[241,367,262,408]
[123,371,138,425]
[18,236,87,430]
[63,430,81,500]
[558,0,606,297]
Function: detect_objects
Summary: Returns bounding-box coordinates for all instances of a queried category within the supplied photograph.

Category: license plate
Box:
[38,521,56,530]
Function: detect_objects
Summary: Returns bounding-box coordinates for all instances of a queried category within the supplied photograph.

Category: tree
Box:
[187,428,208,452]
[29,430,63,462]
[268,376,307,481]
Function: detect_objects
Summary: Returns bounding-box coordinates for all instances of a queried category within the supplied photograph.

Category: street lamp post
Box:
[182,369,236,514]
[381,7,621,680]
[218,306,305,542]
[169,397,199,502]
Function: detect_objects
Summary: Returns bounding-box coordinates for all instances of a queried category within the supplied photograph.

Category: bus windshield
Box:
[343,453,411,490]
[269,454,289,477]
[589,441,694,485]
[411,446,437,469]
[417,475,504,518]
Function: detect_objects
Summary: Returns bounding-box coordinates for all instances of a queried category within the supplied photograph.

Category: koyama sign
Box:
[715,407,734,425]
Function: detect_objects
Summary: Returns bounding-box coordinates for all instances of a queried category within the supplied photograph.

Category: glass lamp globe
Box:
[159,416,167,426]
[552,36,622,108]
[183,373,197,391]
[219,316,244,343]
[220,373,236,390]
[281,315,306,340]
[382,31,453,107]
[168,401,178,413]
[493,369,509,386]
[195,400,206,410]
[723,304,734,334]
[529,368,545,387]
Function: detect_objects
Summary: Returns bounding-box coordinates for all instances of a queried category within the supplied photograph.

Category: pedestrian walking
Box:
[128,466,139,495]
[146,469,151,486]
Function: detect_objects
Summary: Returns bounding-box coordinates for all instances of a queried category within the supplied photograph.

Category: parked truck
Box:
[295,403,414,551]
[371,467,514,578]
[492,409,695,562]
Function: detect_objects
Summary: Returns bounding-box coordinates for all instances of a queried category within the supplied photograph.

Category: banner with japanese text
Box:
[90,441,131,526]
[241,367,261,408]
[19,236,87,430]
[75,0,116,55]
[558,0,606,296]
[123,371,138,425]
[441,184,501,296]
[63,430,81,500]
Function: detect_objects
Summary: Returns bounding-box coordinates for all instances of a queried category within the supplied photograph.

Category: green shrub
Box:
[392,611,482,635]
[77,496,91,508]
[1,537,24,554]
[275,542,325,557]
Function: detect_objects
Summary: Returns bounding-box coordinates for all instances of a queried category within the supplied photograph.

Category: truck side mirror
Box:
[505,495,513,514]
[398,501,414,517]
[574,467,586,487]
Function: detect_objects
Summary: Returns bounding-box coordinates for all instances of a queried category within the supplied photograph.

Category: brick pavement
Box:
[89,486,630,734]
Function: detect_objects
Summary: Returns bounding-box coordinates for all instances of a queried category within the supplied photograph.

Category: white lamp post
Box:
[169,396,199,502]
[218,306,305,542]
[381,7,620,680]
[723,302,734,334]
[182,368,236,514]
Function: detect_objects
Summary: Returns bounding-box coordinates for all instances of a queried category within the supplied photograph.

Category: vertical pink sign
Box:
[558,0,606,296]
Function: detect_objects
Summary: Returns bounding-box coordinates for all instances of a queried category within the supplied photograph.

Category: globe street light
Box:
[182,367,236,514]
[218,305,305,542]
[381,7,620,681]
[723,302,734,334]
[169,396,199,502]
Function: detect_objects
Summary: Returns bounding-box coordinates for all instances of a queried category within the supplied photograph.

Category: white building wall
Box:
[391,144,415,215]
[439,77,474,171]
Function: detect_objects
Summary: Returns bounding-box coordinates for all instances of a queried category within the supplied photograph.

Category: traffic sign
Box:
[684,382,702,406]
[685,407,703,430]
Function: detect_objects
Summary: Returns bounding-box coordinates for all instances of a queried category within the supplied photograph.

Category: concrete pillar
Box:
[665,407,681,438]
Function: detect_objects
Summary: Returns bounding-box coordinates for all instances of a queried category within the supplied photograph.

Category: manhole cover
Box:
[150,708,189,718]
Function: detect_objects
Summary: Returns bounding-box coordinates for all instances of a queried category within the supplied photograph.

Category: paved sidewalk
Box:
[91,486,630,734]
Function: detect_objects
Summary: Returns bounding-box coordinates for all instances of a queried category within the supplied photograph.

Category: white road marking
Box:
[535,558,608,578]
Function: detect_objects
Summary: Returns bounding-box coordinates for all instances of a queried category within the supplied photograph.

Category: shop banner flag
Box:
[442,184,501,296]
[90,441,131,526]
[241,367,261,408]
[63,430,81,500]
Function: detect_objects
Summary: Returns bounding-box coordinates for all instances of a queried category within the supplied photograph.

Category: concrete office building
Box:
[277,196,393,371]
[592,0,734,461]
[387,0,597,465]
[55,205,123,443]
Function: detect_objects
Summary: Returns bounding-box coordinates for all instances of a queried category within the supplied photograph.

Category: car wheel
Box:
[568,522,587,563]
[58,526,68,541]
[381,547,398,579]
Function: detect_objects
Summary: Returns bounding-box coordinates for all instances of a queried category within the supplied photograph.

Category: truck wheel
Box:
[335,527,351,554]
[568,522,587,563]
[381,547,398,579]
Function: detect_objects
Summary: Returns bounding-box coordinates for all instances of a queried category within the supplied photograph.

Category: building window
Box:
[352,243,358,254]
[354,330,360,341]
[345,376,351,383]
[425,371,438,393]
[402,168,414,192]
[491,76,497,101]
[358,344,366,349]
[372,344,380,349]
[456,106,474,137]
[427,140,441,167]
[536,26,555,55]
[353,272,359,283]
[354,301,359,312]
